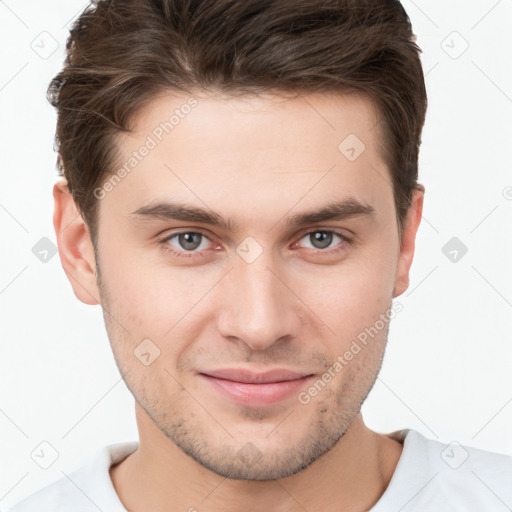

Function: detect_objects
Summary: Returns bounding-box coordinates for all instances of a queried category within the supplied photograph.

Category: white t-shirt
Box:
[5,429,512,511]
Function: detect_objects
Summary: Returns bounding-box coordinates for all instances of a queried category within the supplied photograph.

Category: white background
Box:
[1,0,511,508]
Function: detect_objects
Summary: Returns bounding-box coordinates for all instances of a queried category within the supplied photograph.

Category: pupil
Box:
[311,231,332,249]
[180,233,201,250]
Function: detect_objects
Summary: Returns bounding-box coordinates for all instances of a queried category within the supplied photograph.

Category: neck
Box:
[110,405,403,512]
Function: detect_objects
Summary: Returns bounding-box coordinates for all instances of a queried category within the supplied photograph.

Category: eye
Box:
[296,230,350,251]
[161,231,215,256]
[159,228,352,260]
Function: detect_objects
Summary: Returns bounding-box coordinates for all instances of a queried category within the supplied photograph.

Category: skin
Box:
[53,89,424,512]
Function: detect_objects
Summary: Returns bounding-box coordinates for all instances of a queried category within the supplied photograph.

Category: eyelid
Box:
[293,228,353,250]
[295,226,353,242]
[159,228,218,249]
[159,227,353,258]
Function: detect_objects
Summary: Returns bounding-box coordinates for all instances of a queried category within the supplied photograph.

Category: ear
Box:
[393,185,425,298]
[53,180,100,305]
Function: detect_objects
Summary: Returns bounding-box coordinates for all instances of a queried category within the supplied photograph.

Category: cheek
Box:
[98,246,212,367]
[99,242,175,323]
[295,240,397,343]
[98,216,398,350]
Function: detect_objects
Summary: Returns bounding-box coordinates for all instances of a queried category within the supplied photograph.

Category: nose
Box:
[216,253,301,352]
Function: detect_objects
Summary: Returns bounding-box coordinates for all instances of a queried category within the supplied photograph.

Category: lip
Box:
[198,368,315,407]
[201,368,311,384]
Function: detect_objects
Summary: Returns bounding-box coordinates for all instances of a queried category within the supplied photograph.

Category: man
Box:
[7,0,511,511]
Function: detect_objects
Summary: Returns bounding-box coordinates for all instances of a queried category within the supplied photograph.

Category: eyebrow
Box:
[129,199,375,231]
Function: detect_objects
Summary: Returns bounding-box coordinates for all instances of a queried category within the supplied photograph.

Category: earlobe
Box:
[53,180,100,305]
[392,185,425,298]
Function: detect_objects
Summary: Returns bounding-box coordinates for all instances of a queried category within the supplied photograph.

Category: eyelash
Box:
[159,229,353,259]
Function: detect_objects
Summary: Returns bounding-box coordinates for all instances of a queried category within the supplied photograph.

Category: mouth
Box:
[198,368,316,407]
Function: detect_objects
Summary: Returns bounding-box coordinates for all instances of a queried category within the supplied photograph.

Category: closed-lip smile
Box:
[198,368,315,407]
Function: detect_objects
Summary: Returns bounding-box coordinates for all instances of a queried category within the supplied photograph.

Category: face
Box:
[64,90,421,480]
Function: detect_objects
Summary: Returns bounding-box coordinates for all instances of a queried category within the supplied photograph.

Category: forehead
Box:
[124,89,382,158]
[103,89,393,229]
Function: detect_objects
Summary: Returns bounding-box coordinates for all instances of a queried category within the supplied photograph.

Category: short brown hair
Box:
[48,0,427,245]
